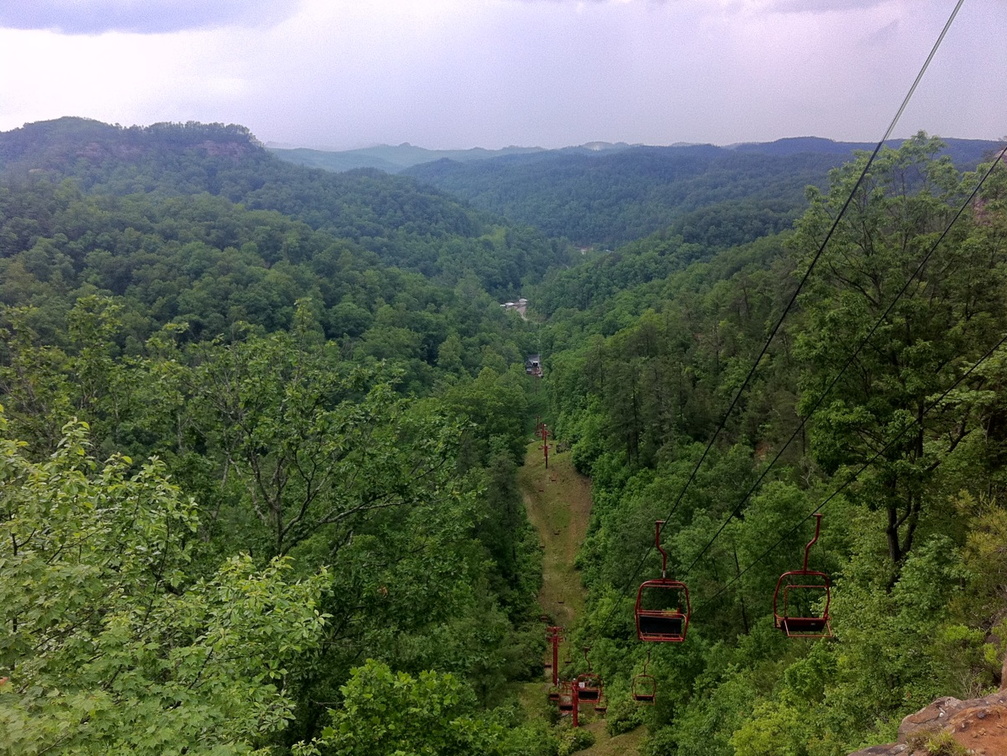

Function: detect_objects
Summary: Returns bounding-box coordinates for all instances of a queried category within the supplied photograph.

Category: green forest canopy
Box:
[1,121,1007,756]
[402,137,1001,247]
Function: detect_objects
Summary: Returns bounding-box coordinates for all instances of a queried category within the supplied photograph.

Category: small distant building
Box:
[501,298,529,319]
[525,354,543,378]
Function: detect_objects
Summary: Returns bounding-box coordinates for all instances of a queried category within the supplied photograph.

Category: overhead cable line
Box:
[650,0,968,560]
[693,325,1007,616]
[591,0,968,638]
[680,141,1007,579]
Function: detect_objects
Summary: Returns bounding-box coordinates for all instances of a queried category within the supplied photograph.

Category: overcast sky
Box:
[0,0,1002,150]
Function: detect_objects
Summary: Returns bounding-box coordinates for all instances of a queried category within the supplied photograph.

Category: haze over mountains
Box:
[267,141,636,173]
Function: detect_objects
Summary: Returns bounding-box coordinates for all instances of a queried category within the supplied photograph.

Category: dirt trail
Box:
[517,439,644,755]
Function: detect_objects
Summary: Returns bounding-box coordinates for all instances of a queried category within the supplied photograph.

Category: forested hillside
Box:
[0,117,571,297]
[0,119,565,755]
[403,138,1001,247]
[2,119,1006,756]
[537,134,1007,756]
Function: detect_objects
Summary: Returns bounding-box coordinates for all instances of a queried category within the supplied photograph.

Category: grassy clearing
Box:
[518,442,592,628]
[582,720,648,756]
[518,441,644,755]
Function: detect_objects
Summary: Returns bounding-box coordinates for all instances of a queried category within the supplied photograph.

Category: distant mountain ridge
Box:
[269,141,635,173]
[270,136,1002,176]
[402,145,838,246]
[730,135,1001,165]
[268,135,1002,246]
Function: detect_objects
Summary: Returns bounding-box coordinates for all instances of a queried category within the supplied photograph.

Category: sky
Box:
[0,0,1003,151]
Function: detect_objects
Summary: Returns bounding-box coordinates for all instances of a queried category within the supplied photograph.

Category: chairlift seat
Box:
[575,673,603,703]
[782,617,828,632]
[635,578,690,642]
[632,672,657,704]
[778,614,831,638]
[637,611,685,640]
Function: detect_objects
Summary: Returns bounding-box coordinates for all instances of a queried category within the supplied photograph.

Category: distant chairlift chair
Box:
[574,647,603,704]
[632,650,657,704]
[556,680,575,712]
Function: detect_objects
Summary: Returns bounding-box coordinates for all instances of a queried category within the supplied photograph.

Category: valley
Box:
[1,118,1006,756]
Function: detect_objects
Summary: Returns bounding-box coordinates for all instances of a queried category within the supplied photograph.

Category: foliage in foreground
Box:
[0,414,329,754]
[312,660,555,756]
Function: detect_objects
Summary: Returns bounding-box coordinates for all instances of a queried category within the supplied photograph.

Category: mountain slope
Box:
[0,117,572,296]
[402,137,1002,246]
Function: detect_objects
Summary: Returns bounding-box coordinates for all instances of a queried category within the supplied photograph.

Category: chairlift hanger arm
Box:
[802,512,822,572]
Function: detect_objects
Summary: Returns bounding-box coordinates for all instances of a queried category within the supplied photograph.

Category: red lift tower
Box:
[546,626,563,687]
[539,422,550,469]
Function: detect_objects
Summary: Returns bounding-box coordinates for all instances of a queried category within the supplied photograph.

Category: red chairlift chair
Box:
[594,692,609,715]
[773,513,832,639]
[575,672,603,703]
[556,681,575,712]
[632,650,657,704]
[635,520,691,642]
[574,647,603,703]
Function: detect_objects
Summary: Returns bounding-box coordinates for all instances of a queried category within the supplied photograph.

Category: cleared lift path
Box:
[517,440,645,756]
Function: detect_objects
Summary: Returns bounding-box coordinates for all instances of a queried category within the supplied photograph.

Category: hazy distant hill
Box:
[400,137,1002,246]
[268,141,635,174]
[269,143,542,173]
[731,135,1001,165]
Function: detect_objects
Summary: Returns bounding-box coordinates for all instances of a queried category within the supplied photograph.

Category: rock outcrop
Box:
[848,692,1007,756]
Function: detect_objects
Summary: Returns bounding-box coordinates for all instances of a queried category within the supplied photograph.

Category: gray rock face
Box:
[897,696,964,741]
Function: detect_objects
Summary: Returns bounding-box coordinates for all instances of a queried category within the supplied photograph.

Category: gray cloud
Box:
[862,17,899,47]
[0,0,301,35]
[771,0,892,13]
